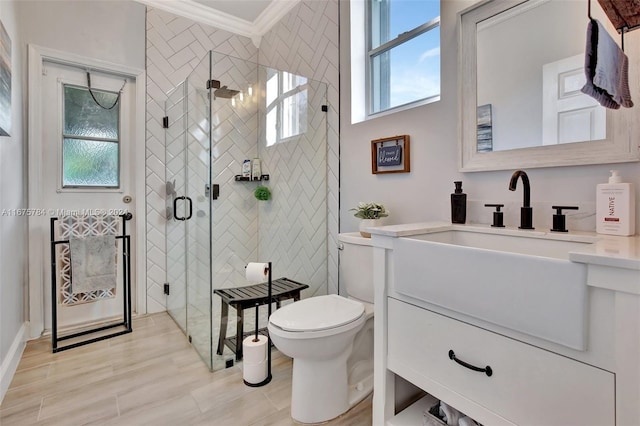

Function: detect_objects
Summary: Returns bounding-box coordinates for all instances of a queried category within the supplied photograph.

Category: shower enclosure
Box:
[164,51,328,371]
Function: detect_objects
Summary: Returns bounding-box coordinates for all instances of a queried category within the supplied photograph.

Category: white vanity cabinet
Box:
[371,223,640,426]
[387,298,614,425]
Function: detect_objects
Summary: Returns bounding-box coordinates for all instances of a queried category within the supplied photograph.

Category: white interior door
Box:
[39,61,137,331]
[542,54,606,145]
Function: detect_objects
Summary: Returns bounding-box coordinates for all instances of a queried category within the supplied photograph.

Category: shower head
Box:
[214,85,240,99]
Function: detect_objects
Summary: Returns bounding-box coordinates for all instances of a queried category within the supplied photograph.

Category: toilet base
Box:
[290,352,350,424]
[347,359,374,407]
[289,355,373,424]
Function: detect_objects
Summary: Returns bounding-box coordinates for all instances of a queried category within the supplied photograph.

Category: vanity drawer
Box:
[387,298,614,426]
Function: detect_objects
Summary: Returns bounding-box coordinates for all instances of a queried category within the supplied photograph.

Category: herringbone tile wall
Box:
[146,8,258,312]
[145,1,340,311]
[210,52,260,291]
[257,70,328,297]
[258,0,340,295]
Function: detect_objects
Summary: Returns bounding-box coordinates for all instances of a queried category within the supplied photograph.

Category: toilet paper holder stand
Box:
[243,261,273,387]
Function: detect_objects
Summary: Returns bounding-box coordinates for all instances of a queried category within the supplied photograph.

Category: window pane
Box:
[371,0,440,49]
[64,85,119,139]
[63,138,119,187]
[371,28,440,113]
[266,108,277,147]
[266,73,278,106]
[282,90,308,139]
[282,72,307,93]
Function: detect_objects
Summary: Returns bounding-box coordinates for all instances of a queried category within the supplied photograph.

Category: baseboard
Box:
[0,322,27,404]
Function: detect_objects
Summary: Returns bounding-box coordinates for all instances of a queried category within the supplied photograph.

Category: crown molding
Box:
[254,0,301,37]
[136,0,301,48]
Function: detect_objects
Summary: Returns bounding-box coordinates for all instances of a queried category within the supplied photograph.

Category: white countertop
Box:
[367,221,640,270]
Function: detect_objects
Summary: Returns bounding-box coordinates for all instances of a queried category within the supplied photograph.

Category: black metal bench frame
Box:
[214,277,308,360]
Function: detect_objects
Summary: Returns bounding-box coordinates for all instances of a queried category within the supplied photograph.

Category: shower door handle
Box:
[173,196,193,221]
[173,196,186,220]
[184,196,193,220]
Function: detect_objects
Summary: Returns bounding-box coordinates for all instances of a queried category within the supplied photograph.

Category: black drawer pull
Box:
[448,350,493,377]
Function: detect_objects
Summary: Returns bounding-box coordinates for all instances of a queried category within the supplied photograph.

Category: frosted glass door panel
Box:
[64,86,119,139]
[62,139,119,187]
[62,84,120,188]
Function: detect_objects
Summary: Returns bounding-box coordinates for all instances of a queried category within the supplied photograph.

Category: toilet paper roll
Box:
[242,334,268,364]
[243,359,268,384]
[246,262,269,283]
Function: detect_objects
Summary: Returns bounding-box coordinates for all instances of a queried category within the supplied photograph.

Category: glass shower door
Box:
[165,81,187,334]
[165,50,328,373]
[185,53,213,369]
[165,53,214,370]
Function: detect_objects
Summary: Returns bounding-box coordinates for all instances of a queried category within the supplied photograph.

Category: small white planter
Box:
[359,218,382,238]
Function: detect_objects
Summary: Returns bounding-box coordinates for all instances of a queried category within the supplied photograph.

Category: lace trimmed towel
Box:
[69,235,117,294]
[581,19,633,109]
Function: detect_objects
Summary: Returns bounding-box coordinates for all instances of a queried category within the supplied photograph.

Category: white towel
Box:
[439,402,462,426]
[459,416,478,426]
[69,235,117,294]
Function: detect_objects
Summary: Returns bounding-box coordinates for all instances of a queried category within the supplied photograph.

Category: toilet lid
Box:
[270,294,365,332]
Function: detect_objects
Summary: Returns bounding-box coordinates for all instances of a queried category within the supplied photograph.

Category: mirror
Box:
[459,0,639,172]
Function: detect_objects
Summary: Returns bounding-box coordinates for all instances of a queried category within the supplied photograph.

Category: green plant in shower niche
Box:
[254,185,271,201]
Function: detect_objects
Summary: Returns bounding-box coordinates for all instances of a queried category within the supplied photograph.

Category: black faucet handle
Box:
[484,203,505,228]
[484,203,504,211]
[551,205,579,232]
[552,205,579,214]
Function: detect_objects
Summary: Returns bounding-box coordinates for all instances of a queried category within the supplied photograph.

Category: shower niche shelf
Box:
[235,174,270,182]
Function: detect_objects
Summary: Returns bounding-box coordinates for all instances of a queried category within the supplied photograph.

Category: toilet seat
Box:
[270,294,364,332]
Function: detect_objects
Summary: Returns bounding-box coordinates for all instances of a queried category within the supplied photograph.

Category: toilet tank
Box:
[338,232,374,303]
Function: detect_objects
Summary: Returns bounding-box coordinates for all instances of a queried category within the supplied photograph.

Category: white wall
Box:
[0,0,27,401]
[340,0,640,233]
[16,0,145,70]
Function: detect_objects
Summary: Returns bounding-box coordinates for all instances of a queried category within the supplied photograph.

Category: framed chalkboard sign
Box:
[371,135,410,174]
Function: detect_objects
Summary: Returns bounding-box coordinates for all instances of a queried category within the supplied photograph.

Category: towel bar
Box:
[50,213,133,353]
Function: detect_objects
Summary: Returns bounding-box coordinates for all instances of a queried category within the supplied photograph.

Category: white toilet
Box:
[268,232,374,424]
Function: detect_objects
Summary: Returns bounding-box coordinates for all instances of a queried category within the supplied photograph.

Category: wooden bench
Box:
[214,277,309,360]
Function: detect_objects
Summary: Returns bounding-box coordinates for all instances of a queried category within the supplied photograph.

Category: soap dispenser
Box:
[451,181,467,224]
[596,170,635,236]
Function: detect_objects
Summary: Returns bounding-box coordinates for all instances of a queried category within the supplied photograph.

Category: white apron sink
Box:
[393,226,597,350]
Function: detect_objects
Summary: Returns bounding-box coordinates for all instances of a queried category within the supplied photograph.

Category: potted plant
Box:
[350,202,389,238]
[254,185,271,201]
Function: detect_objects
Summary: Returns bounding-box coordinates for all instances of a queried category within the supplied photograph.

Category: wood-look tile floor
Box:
[0,313,372,426]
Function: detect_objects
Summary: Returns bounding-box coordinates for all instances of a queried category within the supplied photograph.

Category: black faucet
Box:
[508,170,534,229]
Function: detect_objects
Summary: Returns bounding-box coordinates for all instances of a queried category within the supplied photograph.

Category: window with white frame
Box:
[265,69,308,147]
[367,0,440,115]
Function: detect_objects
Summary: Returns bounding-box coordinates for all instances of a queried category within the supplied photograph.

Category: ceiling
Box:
[191,0,273,22]
[135,0,298,46]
